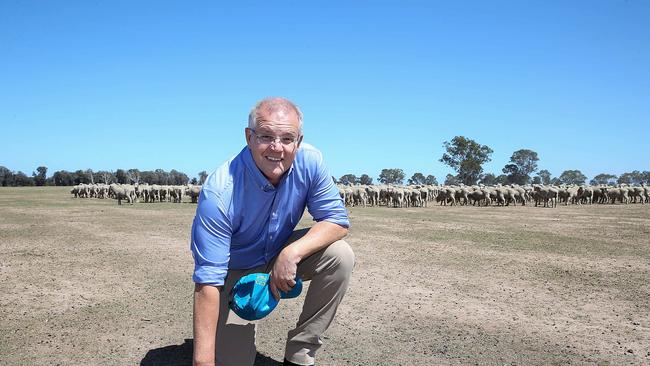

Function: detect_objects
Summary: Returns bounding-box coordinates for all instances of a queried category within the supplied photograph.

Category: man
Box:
[191,97,354,366]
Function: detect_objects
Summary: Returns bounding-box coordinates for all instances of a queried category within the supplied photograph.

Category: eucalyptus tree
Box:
[440,136,493,185]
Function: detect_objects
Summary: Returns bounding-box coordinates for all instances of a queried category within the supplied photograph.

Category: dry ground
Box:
[1,186,649,365]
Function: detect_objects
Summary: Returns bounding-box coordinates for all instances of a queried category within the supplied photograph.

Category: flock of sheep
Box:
[69,182,649,209]
[337,183,650,208]
[69,183,202,205]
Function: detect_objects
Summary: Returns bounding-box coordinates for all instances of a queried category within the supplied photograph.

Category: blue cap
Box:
[229,273,303,321]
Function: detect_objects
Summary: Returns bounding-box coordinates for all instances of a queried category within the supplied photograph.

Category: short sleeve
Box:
[190,188,232,286]
[306,153,350,228]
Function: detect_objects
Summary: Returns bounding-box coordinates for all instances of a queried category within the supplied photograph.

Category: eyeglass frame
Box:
[248,128,302,148]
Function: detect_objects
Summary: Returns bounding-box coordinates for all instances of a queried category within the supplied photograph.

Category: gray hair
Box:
[248,97,303,134]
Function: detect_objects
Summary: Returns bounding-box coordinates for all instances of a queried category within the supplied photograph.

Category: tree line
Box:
[0,166,209,187]
[333,135,649,186]
[3,136,648,187]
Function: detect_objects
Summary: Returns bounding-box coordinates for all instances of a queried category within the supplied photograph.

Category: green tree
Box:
[73,170,91,184]
[502,149,539,185]
[531,176,541,184]
[425,175,438,185]
[440,136,493,185]
[170,169,189,185]
[479,173,497,186]
[97,170,115,184]
[339,174,358,185]
[590,173,617,186]
[558,170,587,185]
[33,166,47,186]
[617,171,643,185]
[407,172,426,185]
[378,168,405,185]
[359,174,373,185]
[641,171,650,184]
[443,174,459,185]
[0,166,12,186]
[126,169,140,184]
[53,170,74,186]
[198,171,208,185]
[13,171,34,186]
[495,174,510,185]
[536,169,552,185]
[115,169,128,184]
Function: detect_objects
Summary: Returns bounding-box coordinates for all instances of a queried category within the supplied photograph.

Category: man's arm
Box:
[193,284,221,366]
[269,221,348,298]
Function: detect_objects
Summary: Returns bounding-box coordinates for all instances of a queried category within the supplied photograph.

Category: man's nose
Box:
[268,140,283,151]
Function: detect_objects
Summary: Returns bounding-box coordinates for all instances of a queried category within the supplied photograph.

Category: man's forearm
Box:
[291,221,348,261]
[193,284,221,366]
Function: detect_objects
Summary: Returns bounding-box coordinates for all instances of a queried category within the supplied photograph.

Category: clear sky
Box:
[2,1,648,183]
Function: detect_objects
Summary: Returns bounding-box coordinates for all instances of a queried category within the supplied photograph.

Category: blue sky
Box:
[2,1,648,182]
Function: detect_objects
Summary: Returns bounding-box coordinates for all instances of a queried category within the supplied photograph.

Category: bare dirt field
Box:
[1,186,649,365]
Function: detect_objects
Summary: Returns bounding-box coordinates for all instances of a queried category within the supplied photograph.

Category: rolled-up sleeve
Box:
[190,188,232,286]
[306,155,350,228]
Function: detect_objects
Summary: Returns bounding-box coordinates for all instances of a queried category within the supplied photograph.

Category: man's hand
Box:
[269,244,301,300]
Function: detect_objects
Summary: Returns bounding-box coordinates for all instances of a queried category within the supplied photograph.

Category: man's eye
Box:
[281,137,295,144]
[260,135,274,141]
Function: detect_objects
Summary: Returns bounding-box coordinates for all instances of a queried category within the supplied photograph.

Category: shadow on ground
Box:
[140,339,282,365]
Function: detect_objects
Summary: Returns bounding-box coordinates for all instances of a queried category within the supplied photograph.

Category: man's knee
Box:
[325,239,355,278]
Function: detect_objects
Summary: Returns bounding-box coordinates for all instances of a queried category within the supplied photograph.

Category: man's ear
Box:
[245,128,253,145]
[297,134,304,148]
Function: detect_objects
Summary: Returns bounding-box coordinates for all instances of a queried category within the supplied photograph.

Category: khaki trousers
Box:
[215,228,355,366]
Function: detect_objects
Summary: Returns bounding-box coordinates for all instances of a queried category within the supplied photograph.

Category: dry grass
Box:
[1,187,649,365]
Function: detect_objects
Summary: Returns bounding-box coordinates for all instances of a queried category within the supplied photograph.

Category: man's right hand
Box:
[193,284,221,366]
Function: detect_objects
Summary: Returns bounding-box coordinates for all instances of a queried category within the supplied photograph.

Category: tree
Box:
[170,169,189,185]
[495,174,510,185]
[443,174,459,185]
[378,168,405,185]
[331,176,337,184]
[440,136,493,185]
[52,170,74,186]
[339,174,358,185]
[97,170,115,184]
[536,169,552,185]
[0,166,13,186]
[127,169,140,184]
[590,173,617,186]
[502,149,539,185]
[198,171,208,185]
[642,171,650,184]
[190,177,198,185]
[617,171,643,185]
[73,170,91,184]
[115,169,128,184]
[479,173,497,186]
[531,176,541,185]
[558,170,587,185]
[13,171,34,186]
[407,172,426,185]
[359,174,373,185]
[425,175,438,185]
[33,166,47,186]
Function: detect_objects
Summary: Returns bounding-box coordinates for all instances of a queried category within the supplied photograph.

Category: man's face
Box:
[246,107,302,186]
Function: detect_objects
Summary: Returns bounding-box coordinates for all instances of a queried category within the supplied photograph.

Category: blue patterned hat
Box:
[230,273,303,321]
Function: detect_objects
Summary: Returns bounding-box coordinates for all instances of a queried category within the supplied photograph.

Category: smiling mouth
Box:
[266,156,283,162]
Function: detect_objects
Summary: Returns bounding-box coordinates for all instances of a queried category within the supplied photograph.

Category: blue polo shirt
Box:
[190,143,349,286]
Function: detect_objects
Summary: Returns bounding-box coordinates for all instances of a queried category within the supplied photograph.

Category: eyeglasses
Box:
[249,129,300,146]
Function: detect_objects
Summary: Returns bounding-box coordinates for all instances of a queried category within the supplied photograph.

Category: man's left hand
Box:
[269,245,301,300]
